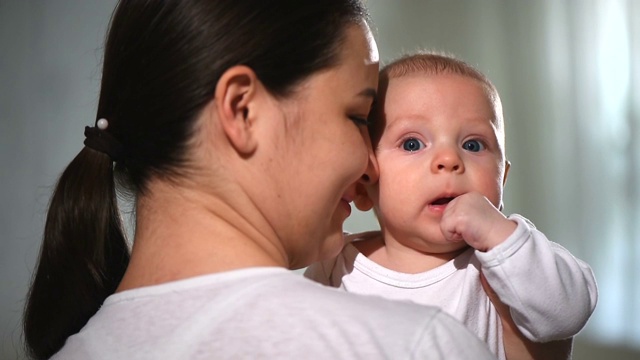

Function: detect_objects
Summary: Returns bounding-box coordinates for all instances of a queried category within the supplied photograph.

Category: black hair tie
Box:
[83,118,125,162]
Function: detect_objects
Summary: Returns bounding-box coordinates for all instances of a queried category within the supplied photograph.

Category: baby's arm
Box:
[441,192,597,342]
[475,215,597,342]
[481,273,574,360]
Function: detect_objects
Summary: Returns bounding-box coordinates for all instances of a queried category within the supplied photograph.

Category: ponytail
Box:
[23,148,130,360]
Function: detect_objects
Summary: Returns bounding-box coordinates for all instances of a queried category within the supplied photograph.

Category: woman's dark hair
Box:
[23,0,368,358]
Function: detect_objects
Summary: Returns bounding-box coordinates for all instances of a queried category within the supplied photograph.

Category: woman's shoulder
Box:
[63,268,494,359]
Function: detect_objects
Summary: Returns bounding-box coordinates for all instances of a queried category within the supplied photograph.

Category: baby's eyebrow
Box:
[386,117,418,131]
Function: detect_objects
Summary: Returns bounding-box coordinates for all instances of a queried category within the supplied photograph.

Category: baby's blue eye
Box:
[462,140,485,152]
[402,138,424,152]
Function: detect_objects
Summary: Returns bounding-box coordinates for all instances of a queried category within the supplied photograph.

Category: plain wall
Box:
[1,1,117,358]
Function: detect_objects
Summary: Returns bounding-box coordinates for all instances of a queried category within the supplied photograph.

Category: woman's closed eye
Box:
[349,116,371,127]
[402,137,424,152]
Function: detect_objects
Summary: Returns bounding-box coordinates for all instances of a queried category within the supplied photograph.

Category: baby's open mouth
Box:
[431,197,455,205]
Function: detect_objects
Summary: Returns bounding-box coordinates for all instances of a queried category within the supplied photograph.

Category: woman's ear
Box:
[214,65,259,155]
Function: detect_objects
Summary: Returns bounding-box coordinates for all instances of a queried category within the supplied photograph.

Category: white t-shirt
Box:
[52,267,496,359]
[305,215,598,359]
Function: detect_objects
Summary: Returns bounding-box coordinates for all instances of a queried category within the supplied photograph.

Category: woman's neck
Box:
[117,179,286,292]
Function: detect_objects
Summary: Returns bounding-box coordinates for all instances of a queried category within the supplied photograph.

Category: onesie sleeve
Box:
[475,214,598,342]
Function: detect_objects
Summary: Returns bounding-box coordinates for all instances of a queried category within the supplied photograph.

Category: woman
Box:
[23,1,494,358]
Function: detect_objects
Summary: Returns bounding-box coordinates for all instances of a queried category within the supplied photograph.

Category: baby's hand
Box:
[440,192,516,252]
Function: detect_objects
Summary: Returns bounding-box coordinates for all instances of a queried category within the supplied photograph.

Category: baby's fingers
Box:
[440,212,465,242]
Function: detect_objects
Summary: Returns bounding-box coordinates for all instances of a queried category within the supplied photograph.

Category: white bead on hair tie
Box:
[97,118,109,130]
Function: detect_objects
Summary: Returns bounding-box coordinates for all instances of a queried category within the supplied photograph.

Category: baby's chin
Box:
[413,238,471,257]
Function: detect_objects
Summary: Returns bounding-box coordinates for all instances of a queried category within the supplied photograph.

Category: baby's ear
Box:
[354,183,374,211]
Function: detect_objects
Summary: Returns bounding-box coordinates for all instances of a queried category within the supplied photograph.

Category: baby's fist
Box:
[440,192,516,251]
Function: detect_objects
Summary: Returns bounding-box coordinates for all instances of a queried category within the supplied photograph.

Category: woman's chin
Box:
[321,229,347,261]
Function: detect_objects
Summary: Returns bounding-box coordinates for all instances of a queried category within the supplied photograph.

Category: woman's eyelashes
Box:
[349,116,371,127]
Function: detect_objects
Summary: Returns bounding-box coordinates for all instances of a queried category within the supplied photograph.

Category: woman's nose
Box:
[359,140,379,185]
[352,143,378,212]
[431,146,464,174]
[357,125,379,185]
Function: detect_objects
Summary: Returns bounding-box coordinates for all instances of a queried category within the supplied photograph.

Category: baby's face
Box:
[371,73,509,253]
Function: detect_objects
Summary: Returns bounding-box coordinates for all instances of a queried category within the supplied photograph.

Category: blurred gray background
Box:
[2,1,639,359]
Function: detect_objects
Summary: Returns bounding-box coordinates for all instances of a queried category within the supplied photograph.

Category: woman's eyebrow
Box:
[358,88,377,101]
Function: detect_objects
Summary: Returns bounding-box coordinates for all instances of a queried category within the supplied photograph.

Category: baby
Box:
[305,52,598,359]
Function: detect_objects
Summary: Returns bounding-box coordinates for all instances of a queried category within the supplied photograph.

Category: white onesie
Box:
[305,214,598,359]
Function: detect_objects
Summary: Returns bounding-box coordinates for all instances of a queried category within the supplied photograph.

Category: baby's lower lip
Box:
[428,203,448,213]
